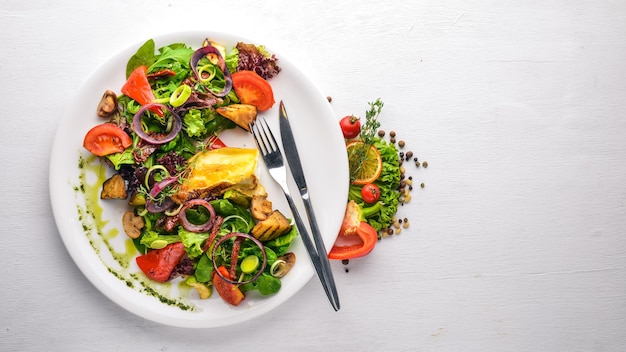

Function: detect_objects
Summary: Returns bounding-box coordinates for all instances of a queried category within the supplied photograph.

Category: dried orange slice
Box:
[346,140,383,185]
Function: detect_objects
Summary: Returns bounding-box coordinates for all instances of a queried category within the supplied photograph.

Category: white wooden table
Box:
[2,1,625,350]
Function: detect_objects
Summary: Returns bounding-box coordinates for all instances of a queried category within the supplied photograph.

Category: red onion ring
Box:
[190,45,232,97]
[179,199,216,233]
[211,232,267,285]
[132,103,182,145]
[145,176,179,213]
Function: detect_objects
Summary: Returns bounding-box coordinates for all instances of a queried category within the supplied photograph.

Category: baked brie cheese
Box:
[172,147,259,203]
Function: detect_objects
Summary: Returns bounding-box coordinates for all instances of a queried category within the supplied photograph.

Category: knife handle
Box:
[300,192,340,310]
[280,189,339,311]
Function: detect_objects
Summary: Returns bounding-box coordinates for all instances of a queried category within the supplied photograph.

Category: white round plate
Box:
[49,31,349,328]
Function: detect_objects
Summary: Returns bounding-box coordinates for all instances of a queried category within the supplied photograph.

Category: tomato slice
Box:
[213,265,245,306]
[83,123,132,156]
[231,70,275,111]
[135,242,186,283]
[328,222,378,260]
[121,65,164,116]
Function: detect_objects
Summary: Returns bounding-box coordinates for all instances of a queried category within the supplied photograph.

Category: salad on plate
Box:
[81,37,298,307]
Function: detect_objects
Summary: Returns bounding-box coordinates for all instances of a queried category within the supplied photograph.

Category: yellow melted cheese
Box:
[172,147,259,203]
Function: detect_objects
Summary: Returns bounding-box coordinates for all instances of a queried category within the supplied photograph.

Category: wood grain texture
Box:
[1,0,625,351]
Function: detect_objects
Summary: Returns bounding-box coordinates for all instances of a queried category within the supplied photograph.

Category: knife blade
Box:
[278,100,340,310]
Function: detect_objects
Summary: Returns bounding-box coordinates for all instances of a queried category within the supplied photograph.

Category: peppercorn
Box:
[398,140,405,148]
[420,182,425,188]
[377,130,385,137]
[406,151,413,159]
[390,137,396,144]
[327,96,332,102]
[422,161,428,168]
[389,131,396,138]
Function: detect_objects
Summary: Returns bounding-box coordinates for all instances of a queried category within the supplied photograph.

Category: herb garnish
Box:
[349,98,384,181]
[360,98,384,144]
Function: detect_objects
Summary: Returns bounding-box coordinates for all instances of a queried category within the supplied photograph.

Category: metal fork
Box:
[250,118,340,311]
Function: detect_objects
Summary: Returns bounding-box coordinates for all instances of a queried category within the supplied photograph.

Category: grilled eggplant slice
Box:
[251,210,292,241]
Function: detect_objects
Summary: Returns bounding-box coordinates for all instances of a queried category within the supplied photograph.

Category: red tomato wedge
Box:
[83,123,132,156]
[135,242,186,283]
[121,65,164,116]
[213,265,245,306]
[231,70,275,111]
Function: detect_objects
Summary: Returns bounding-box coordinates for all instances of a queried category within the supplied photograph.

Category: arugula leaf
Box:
[126,39,156,78]
[148,45,194,73]
[105,149,135,170]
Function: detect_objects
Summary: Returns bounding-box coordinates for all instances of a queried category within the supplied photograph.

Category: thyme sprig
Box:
[360,98,384,145]
[349,98,384,182]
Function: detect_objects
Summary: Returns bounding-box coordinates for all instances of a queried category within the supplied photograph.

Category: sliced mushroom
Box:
[97,90,118,117]
[271,252,296,278]
[250,194,272,221]
[122,211,144,239]
[100,173,127,199]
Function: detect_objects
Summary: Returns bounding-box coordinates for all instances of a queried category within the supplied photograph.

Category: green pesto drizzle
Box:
[74,155,195,311]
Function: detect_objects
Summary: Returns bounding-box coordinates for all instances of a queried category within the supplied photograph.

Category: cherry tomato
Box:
[361,183,381,204]
[83,123,132,156]
[231,70,275,111]
[339,115,360,139]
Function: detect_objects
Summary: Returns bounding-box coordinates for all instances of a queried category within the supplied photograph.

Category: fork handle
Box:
[280,190,340,311]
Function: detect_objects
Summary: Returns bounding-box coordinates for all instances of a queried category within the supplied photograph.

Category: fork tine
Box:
[258,117,277,153]
[258,118,278,154]
[250,121,267,155]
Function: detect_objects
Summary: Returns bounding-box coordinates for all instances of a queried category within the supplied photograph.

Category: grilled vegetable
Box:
[215,103,257,131]
[100,173,127,199]
[251,210,292,241]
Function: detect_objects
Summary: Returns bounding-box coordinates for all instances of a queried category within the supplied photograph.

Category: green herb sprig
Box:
[360,98,384,145]
[349,98,384,182]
